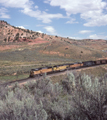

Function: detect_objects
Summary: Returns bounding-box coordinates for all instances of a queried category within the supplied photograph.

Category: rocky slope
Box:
[0,20,73,43]
[1,20,107,46]
[0,20,46,42]
[1,20,107,54]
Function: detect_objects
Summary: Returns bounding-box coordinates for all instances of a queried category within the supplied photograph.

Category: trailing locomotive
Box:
[30,59,107,77]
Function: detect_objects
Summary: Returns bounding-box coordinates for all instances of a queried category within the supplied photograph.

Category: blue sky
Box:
[0,0,107,39]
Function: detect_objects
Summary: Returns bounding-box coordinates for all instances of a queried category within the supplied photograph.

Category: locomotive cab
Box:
[29,69,35,77]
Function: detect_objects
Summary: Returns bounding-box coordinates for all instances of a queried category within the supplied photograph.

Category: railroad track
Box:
[0,63,107,87]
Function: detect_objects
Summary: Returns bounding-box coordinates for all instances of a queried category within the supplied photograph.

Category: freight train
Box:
[30,59,107,77]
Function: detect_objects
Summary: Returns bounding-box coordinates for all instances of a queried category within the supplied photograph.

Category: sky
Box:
[0,0,107,40]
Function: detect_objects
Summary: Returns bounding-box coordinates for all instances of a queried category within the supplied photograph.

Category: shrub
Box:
[68,73,107,120]
[0,85,48,120]
[0,73,107,120]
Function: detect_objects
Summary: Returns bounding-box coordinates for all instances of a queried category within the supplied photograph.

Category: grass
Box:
[50,74,67,84]
[0,74,29,83]
[0,40,107,83]
[80,65,107,77]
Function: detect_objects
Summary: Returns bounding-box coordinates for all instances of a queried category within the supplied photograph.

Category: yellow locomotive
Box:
[30,62,83,77]
[30,59,107,77]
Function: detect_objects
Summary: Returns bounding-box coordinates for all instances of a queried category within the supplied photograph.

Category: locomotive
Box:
[30,59,107,77]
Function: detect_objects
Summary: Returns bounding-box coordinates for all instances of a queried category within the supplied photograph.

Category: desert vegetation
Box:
[0,73,107,120]
[1,20,107,83]
[0,40,107,79]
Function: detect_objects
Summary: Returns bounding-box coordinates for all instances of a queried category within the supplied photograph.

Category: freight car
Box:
[30,59,107,77]
[82,61,95,67]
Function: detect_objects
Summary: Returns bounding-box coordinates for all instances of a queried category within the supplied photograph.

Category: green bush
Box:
[0,73,107,119]
[0,85,47,120]
[65,73,107,120]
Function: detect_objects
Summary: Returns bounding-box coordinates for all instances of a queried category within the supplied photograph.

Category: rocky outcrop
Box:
[0,20,49,43]
[0,20,76,43]
[0,20,107,45]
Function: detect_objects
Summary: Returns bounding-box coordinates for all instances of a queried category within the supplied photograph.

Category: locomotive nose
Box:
[29,70,34,77]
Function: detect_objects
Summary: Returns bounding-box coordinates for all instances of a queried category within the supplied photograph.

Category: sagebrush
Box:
[0,73,107,120]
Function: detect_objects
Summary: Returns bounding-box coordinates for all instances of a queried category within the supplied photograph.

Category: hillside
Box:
[1,20,107,47]
[0,20,74,43]
[0,20,107,82]
[1,20,107,60]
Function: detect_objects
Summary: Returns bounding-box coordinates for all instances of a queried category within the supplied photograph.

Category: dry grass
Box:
[80,65,107,77]
[0,40,107,82]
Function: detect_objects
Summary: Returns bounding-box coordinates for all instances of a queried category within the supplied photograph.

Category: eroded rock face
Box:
[0,20,77,43]
[0,20,107,45]
[0,20,49,43]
